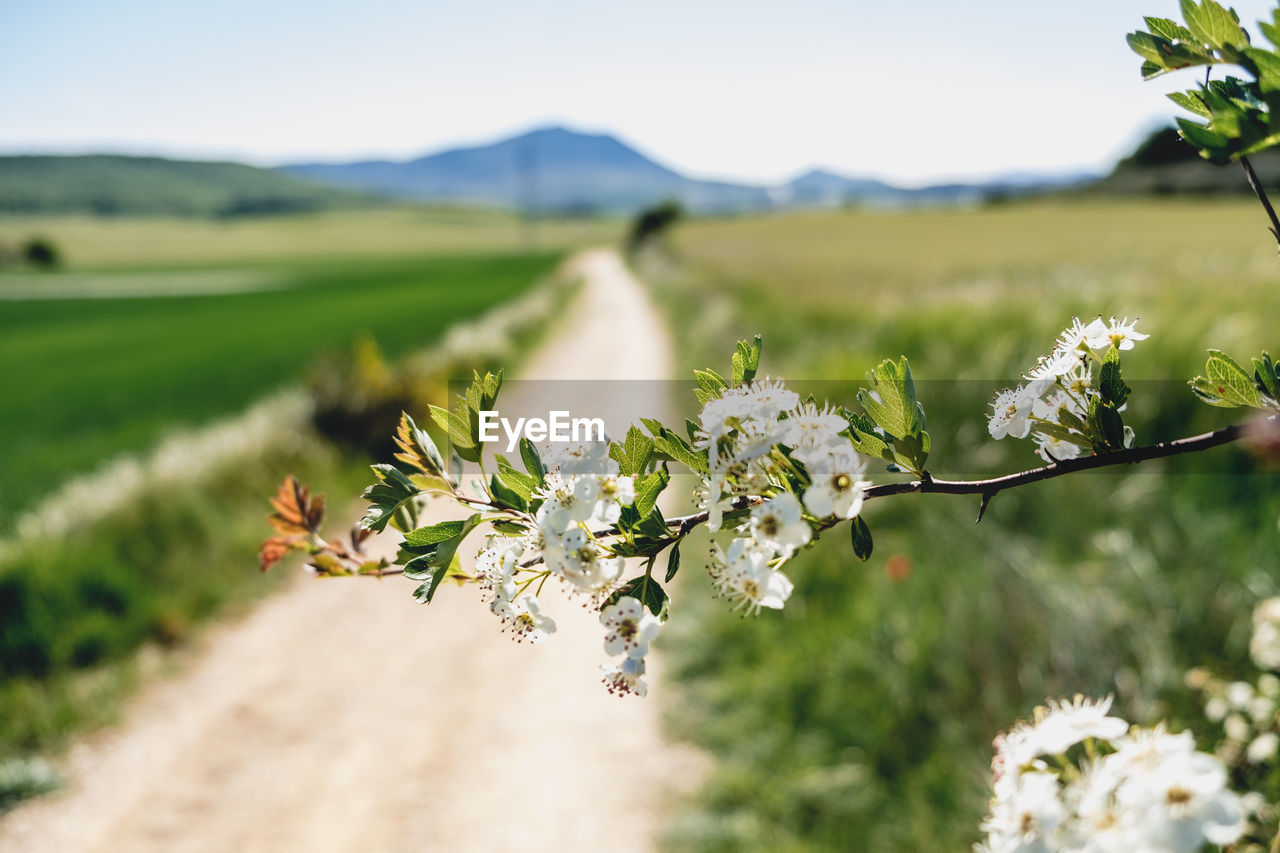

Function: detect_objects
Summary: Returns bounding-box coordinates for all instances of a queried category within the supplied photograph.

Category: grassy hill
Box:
[0,155,381,217]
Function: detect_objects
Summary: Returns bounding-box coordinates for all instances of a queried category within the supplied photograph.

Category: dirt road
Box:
[0,249,702,853]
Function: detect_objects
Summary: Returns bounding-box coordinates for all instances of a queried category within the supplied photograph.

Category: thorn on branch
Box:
[975,492,993,524]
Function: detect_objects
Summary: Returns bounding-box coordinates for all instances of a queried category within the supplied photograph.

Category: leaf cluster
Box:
[1129,1,1280,163]
[1190,348,1280,409]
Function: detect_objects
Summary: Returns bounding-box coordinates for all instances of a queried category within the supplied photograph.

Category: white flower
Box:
[1021,695,1130,758]
[1086,316,1148,352]
[1114,748,1244,851]
[491,594,556,643]
[550,527,625,596]
[748,492,812,557]
[573,474,635,526]
[474,535,523,604]
[541,438,616,478]
[740,378,799,421]
[534,472,590,535]
[979,770,1066,852]
[600,595,661,660]
[1034,432,1084,464]
[1056,317,1095,356]
[601,655,648,697]
[989,386,1035,440]
[1027,347,1085,381]
[783,401,847,463]
[1251,597,1280,670]
[1247,731,1278,764]
[707,538,795,614]
[802,448,871,519]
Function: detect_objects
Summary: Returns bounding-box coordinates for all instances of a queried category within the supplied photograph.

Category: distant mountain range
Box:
[281,126,1097,214]
[0,155,374,217]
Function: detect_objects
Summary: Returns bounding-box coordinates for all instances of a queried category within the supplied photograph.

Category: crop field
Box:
[0,210,584,765]
[0,213,582,531]
[648,198,1280,850]
[0,207,620,270]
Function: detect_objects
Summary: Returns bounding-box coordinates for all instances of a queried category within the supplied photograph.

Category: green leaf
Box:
[1176,117,1235,162]
[633,467,669,518]
[408,554,463,604]
[361,464,423,533]
[694,369,729,398]
[650,425,709,474]
[489,474,528,512]
[664,542,682,582]
[846,412,893,464]
[610,425,655,477]
[1181,0,1249,50]
[1198,348,1265,406]
[605,575,670,621]
[731,335,763,384]
[1254,351,1280,400]
[495,458,538,502]
[1169,90,1212,117]
[400,515,481,603]
[518,437,545,484]
[392,412,449,483]
[850,516,873,562]
[1098,346,1130,406]
[635,506,669,540]
[429,403,480,462]
[491,519,528,536]
[857,356,925,439]
[464,369,503,416]
[1087,398,1126,452]
[1144,15,1195,42]
[402,516,479,547]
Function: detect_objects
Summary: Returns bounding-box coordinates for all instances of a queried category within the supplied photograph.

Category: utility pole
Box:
[517,139,538,250]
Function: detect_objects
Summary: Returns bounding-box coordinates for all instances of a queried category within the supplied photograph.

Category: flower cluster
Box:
[695,378,872,614]
[599,595,660,696]
[470,438,639,648]
[988,317,1147,462]
[977,695,1246,853]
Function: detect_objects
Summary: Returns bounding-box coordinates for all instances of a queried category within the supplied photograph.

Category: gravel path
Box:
[0,248,702,853]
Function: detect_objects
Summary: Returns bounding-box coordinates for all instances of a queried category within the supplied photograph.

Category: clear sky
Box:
[4,0,1279,187]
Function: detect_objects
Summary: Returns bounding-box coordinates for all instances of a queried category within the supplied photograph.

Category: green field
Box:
[648,199,1280,850]
[0,209,586,772]
[0,208,614,531]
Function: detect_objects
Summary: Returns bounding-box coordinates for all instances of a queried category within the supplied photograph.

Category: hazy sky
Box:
[5,0,1279,186]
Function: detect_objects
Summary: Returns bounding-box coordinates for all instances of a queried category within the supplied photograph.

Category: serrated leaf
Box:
[489,474,529,512]
[1254,352,1280,399]
[694,369,729,397]
[267,475,325,536]
[1128,30,1171,64]
[850,516,873,561]
[664,542,682,582]
[1145,15,1195,42]
[610,425,655,477]
[1177,117,1234,162]
[857,356,926,441]
[360,464,423,533]
[1182,0,1249,50]
[633,467,669,518]
[1098,347,1130,406]
[409,554,463,604]
[400,515,481,604]
[846,412,893,463]
[393,412,450,484]
[1204,348,1264,406]
[731,335,762,384]
[518,437,545,483]
[1169,90,1212,117]
[635,506,668,540]
[429,404,479,460]
[651,427,709,474]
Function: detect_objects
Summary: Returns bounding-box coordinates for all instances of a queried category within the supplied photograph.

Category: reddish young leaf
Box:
[267,475,325,536]
[259,535,300,573]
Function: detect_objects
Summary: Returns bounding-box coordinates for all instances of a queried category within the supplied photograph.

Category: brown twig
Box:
[1240,155,1280,251]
